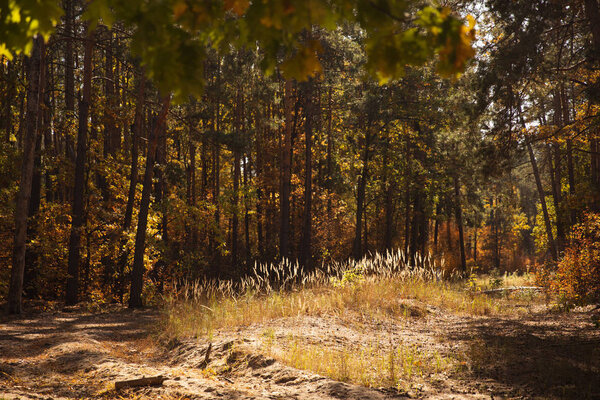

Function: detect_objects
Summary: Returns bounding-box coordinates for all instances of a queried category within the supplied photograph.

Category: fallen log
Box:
[481,286,541,294]
[115,375,166,390]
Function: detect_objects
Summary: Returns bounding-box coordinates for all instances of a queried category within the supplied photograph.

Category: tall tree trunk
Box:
[155,110,169,246]
[7,36,45,314]
[383,136,393,251]
[403,136,411,253]
[549,144,565,251]
[300,79,313,269]
[446,201,453,252]
[232,88,242,268]
[526,139,558,261]
[353,130,371,259]
[63,0,75,161]
[256,112,265,261]
[123,72,145,229]
[561,87,576,223]
[280,79,293,260]
[188,141,197,248]
[453,174,466,272]
[211,64,222,274]
[104,29,118,156]
[3,60,15,142]
[43,57,55,203]
[66,29,94,305]
[409,124,427,263]
[243,155,251,265]
[550,92,565,250]
[326,85,333,225]
[129,95,170,308]
[433,202,441,252]
[473,228,478,263]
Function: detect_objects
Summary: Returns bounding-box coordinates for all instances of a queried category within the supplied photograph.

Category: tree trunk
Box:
[548,144,565,251]
[3,60,15,142]
[326,85,333,224]
[300,79,313,269]
[188,141,197,248]
[123,72,145,229]
[353,130,371,259]
[453,174,466,272]
[383,136,393,251]
[155,108,169,246]
[129,95,170,308]
[243,155,251,265]
[526,139,558,261]
[104,29,117,155]
[66,29,94,305]
[433,202,441,252]
[280,79,293,260]
[232,88,242,268]
[63,0,75,161]
[403,137,411,253]
[473,228,478,263]
[7,36,45,314]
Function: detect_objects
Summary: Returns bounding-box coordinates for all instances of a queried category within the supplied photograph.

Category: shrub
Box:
[552,212,600,307]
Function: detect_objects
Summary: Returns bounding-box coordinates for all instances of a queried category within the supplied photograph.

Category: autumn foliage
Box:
[551,212,600,306]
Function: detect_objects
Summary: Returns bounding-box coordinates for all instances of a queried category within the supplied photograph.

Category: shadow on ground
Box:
[444,311,600,399]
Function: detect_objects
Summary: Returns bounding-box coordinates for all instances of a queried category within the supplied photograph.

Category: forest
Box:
[1,0,600,399]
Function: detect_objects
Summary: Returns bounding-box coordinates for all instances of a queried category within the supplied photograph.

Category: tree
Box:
[129,96,171,308]
[65,27,94,305]
[7,36,45,314]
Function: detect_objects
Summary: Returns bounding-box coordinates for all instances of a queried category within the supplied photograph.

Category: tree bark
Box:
[243,155,251,265]
[123,72,145,230]
[280,79,293,260]
[66,29,94,305]
[7,36,45,314]
[326,85,333,229]
[232,88,242,268]
[353,129,371,259]
[129,95,170,308]
[526,139,558,261]
[383,136,393,251]
[453,174,467,272]
[3,60,15,142]
[548,144,565,251]
[433,202,441,252]
[63,0,75,161]
[104,29,118,155]
[300,79,313,269]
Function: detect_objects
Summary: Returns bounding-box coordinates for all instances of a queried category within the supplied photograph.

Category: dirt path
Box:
[1,304,599,399]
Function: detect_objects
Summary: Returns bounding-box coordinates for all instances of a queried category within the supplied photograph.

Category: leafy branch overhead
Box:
[2,0,476,99]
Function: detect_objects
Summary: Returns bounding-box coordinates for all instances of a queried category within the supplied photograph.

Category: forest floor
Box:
[1,291,600,400]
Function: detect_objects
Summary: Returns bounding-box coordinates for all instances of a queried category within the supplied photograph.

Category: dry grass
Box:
[160,251,546,392]
[162,251,542,339]
[259,333,457,390]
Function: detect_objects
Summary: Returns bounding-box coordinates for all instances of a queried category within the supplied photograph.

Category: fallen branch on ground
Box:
[199,342,212,369]
[115,375,166,390]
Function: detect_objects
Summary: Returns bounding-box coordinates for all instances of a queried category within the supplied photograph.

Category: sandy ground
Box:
[1,301,599,399]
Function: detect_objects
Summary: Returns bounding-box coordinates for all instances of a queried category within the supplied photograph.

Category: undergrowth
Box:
[162,249,540,339]
[260,334,457,391]
[161,250,543,391]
